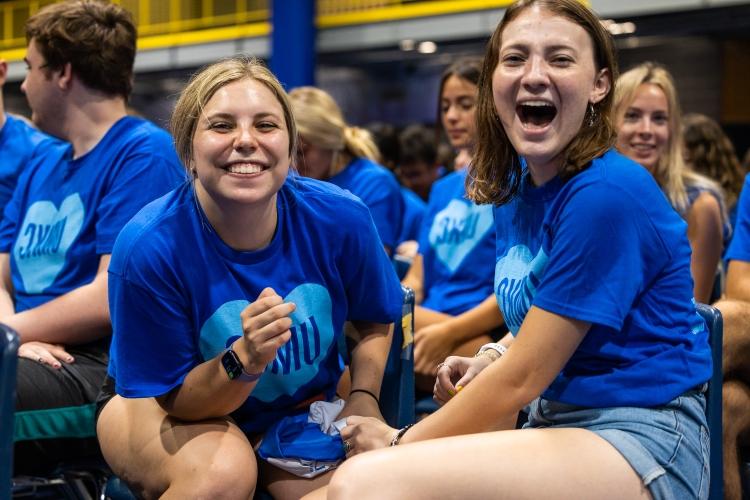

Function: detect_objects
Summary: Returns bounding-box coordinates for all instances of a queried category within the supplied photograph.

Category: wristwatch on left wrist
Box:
[221,346,263,382]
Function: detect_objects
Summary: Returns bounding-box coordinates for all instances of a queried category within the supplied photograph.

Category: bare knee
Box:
[724,381,750,432]
[328,453,394,500]
[166,446,257,499]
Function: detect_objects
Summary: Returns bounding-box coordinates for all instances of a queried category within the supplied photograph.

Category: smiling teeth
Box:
[522,101,553,107]
[228,164,262,174]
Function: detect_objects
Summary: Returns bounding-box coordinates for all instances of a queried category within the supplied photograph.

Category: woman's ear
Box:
[590,68,611,105]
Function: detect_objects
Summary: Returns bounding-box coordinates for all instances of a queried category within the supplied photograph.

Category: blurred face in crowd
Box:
[441,75,478,151]
[295,137,334,180]
[397,160,438,201]
[21,39,60,135]
[192,78,290,212]
[615,83,670,173]
[491,5,610,177]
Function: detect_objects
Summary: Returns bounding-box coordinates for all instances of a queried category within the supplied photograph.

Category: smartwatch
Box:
[221,347,263,382]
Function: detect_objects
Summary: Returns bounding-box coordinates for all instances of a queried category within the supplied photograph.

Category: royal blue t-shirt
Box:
[493,150,711,407]
[107,177,404,435]
[725,174,750,263]
[327,157,403,251]
[0,114,59,216]
[398,187,426,245]
[0,116,185,312]
[419,169,495,316]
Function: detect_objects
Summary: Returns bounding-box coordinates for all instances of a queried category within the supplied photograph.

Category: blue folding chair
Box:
[696,302,723,500]
[380,286,416,428]
[0,323,20,500]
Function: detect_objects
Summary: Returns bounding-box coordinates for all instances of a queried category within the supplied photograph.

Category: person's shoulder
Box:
[350,157,399,185]
[401,186,426,209]
[111,116,173,148]
[113,184,192,262]
[283,175,372,222]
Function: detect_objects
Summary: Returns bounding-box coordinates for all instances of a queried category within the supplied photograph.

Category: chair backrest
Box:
[0,323,20,500]
[380,286,415,428]
[696,302,723,500]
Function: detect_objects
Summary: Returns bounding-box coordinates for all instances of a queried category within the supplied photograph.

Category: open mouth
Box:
[517,101,557,129]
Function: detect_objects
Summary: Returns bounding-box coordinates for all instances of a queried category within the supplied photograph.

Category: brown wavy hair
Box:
[683,113,745,209]
[26,0,136,100]
[468,0,618,206]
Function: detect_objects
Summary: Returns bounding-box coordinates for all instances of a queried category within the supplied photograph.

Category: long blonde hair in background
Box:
[613,62,723,215]
[289,86,380,177]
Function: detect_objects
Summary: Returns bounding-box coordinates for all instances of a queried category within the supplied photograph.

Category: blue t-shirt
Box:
[726,173,750,262]
[0,116,185,312]
[328,157,403,250]
[419,169,495,316]
[493,150,711,407]
[397,187,426,245]
[107,177,403,435]
[0,114,59,217]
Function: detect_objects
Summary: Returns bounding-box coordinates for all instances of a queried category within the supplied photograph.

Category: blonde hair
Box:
[171,56,297,173]
[289,86,380,177]
[469,0,618,205]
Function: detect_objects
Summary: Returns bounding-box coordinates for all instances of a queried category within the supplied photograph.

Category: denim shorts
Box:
[525,389,710,500]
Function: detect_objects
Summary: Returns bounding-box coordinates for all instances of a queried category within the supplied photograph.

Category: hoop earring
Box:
[587,102,597,128]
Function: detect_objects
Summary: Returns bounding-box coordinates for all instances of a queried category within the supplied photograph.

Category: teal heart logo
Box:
[13,193,85,293]
[428,199,493,273]
[494,244,548,334]
[199,283,335,403]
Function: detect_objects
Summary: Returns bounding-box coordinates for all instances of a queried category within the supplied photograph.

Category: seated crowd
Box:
[1,0,749,499]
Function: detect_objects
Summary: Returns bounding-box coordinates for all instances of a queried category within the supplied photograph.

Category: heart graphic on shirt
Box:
[428,199,493,273]
[13,193,85,293]
[199,283,335,403]
[494,244,548,334]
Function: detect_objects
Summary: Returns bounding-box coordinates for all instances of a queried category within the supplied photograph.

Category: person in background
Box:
[290,87,403,256]
[401,57,504,392]
[96,56,402,499]
[395,124,441,202]
[365,121,427,265]
[1,0,184,473]
[713,173,750,500]
[0,58,59,216]
[683,112,746,230]
[311,1,711,499]
[613,62,729,303]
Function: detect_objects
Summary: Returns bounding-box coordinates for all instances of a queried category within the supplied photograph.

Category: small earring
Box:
[587,103,597,127]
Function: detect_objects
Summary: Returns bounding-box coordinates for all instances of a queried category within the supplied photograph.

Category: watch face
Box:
[222,349,243,380]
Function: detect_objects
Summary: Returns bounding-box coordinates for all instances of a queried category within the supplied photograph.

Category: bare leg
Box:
[723,380,750,500]
[259,459,335,500]
[326,429,651,500]
[97,396,257,500]
[715,299,750,379]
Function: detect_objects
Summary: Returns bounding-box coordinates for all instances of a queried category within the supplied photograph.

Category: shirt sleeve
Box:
[108,269,198,398]
[533,183,671,330]
[96,144,184,254]
[340,201,404,324]
[727,174,750,262]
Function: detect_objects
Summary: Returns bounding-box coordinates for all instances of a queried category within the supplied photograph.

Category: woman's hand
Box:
[433,354,493,405]
[413,322,456,377]
[238,287,295,373]
[18,341,74,369]
[341,415,397,457]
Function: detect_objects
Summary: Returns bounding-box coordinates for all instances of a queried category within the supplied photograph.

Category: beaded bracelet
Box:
[389,424,414,447]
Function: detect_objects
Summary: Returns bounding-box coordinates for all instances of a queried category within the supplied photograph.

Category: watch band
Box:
[222,347,263,382]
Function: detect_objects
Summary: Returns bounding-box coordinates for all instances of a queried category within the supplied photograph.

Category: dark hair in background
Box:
[25,0,136,100]
[683,113,746,209]
[399,124,438,167]
[366,122,400,171]
[469,0,618,206]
